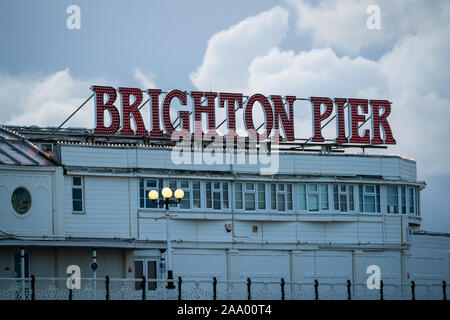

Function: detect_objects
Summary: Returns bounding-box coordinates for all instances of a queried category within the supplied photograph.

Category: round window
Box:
[11,187,31,215]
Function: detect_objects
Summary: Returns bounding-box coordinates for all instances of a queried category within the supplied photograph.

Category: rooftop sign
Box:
[91,86,396,145]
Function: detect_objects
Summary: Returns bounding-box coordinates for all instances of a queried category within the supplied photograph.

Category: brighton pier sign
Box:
[91,85,396,145]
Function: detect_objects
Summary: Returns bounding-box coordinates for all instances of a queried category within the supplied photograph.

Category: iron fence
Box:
[0,276,447,300]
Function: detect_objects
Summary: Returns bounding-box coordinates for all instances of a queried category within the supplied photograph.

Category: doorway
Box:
[134,258,158,291]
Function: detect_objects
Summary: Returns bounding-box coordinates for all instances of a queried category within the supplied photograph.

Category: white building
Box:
[0,125,449,300]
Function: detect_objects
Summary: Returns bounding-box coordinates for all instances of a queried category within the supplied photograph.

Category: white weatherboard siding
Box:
[64,176,132,238]
[173,249,227,280]
[385,216,402,244]
[0,168,56,237]
[60,145,417,180]
[411,234,450,284]
[172,249,228,294]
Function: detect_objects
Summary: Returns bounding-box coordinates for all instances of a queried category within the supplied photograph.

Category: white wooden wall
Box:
[61,145,417,180]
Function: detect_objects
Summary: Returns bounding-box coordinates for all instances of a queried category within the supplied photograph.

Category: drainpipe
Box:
[20,248,25,300]
[92,248,97,290]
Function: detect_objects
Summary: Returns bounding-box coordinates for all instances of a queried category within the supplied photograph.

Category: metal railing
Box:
[0,276,447,300]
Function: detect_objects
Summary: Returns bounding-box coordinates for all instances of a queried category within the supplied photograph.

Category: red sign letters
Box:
[92,86,396,145]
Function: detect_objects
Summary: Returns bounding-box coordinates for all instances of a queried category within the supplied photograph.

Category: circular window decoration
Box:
[11,187,31,215]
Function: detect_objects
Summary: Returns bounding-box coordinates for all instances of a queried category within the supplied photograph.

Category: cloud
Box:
[0,68,157,130]
[0,68,98,128]
[189,6,289,92]
[248,47,385,98]
[133,68,157,89]
[289,0,450,56]
[189,2,450,177]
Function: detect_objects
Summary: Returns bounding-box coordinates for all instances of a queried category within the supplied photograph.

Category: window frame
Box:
[358,184,380,213]
[299,183,330,213]
[270,183,293,213]
[386,185,399,214]
[234,182,267,212]
[205,180,230,211]
[140,178,164,209]
[140,178,206,211]
[72,176,84,213]
[333,184,355,213]
[167,179,196,210]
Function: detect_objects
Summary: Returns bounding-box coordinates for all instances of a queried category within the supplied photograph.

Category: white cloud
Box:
[379,26,450,100]
[133,68,157,89]
[1,69,98,128]
[189,6,289,92]
[289,0,450,56]
[248,47,385,98]
[0,68,157,130]
[189,2,450,177]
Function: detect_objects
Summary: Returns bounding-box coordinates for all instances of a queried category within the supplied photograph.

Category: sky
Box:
[0,0,449,232]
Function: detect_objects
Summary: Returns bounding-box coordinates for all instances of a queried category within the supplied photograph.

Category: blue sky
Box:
[0,0,449,232]
[0,0,289,89]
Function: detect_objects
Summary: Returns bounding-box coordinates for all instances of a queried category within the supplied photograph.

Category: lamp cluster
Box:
[148,187,184,201]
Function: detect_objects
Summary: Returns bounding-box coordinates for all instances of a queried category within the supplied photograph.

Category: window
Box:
[270,183,293,212]
[168,180,178,208]
[320,185,329,210]
[72,177,83,212]
[416,189,420,216]
[408,187,415,214]
[235,183,243,209]
[307,184,319,211]
[401,186,406,214]
[244,183,256,211]
[387,185,399,214]
[40,143,53,151]
[168,180,192,209]
[333,184,354,212]
[298,184,306,210]
[206,181,229,210]
[257,183,266,210]
[11,187,32,215]
[192,181,201,209]
[140,179,163,209]
[304,184,329,212]
[359,185,380,213]
[235,182,265,211]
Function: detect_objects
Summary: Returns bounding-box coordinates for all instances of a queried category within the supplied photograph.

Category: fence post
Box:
[105,276,110,300]
[178,277,182,300]
[411,281,415,301]
[141,275,146,300]
[347,280,351,300]
[314,279,319,300]
[281,278,285,300]
[213,277,217,301]
[443,281,447,301]
[247,278,251,300]
[31,275,35,301]
[379,280,383,301]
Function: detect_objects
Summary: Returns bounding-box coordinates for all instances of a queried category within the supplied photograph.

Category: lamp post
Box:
[148,187,184,289]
